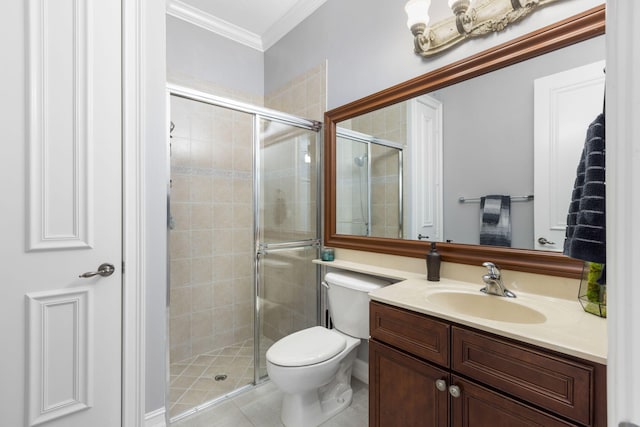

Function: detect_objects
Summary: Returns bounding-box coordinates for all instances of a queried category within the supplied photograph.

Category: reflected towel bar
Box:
[458,195,534,203]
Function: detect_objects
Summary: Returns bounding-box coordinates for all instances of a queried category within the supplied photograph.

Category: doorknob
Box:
[538,237,556,245]
[79,263,116,278]
[448,385,461,398]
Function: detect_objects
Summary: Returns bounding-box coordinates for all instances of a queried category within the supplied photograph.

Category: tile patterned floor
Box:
[169,338,274,419]
[171,377,369,427]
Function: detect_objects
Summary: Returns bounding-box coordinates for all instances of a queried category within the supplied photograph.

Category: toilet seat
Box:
[267,326,346,367]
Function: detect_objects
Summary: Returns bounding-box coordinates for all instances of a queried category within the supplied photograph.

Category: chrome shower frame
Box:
[165,84,322,422]
[336,127,404,238]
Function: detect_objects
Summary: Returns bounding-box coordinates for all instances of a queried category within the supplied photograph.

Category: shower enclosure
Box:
[166,86,321,421]
[335,127,403,238]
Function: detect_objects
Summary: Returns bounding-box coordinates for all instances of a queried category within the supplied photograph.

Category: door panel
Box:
[259,118,319,244]
[0,0,122,425]
[369,340,449,427]
[534,60,605,251]
[407,95,443,242]
[256,117,320,380]
[256,247,319,379]
[335,135,369,236]
[369,144,402,239]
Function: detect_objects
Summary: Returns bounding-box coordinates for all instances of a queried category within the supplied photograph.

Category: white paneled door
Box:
[0,1,122,426]
[407,95,443,242]
[533,60,606,252]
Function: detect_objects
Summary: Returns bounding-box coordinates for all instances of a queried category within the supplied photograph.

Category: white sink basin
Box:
[425,290,547,324]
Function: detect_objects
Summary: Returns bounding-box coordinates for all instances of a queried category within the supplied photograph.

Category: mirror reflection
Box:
[334,34,605,251]
[336,127,404,239]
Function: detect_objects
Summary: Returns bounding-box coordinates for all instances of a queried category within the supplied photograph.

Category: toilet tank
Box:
[325,271,389,339]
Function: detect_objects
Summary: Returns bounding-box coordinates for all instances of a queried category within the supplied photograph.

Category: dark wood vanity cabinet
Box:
[370,340,449,427]
[369,301,607,427]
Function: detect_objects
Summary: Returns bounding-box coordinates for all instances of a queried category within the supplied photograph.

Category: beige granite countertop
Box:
[315,258,607,365]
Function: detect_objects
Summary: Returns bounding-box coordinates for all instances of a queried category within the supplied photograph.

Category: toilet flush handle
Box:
[321,281,330,290]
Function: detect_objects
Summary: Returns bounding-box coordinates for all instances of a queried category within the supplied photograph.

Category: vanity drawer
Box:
[370,302,450,367]
[451,327,595,426]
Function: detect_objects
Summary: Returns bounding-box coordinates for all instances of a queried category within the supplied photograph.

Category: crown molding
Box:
[166,0,263,51]
[166,0,327,52]
[262,0,327,51]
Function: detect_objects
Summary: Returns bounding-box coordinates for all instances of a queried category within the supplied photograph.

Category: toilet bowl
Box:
[267,327,360,427]
[266,271,389,427]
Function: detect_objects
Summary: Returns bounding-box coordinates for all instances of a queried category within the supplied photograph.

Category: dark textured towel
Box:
[480,195,511,247]
[481,197,502,224]
[563,113,606,264]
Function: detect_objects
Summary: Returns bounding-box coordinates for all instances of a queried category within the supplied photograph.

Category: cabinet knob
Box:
[435,379,447,392]
[448,385,461,398]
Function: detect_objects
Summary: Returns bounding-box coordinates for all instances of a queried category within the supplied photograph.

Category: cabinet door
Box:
[452,326,597,425]
[370,340,449,427]
[450,376,577,427]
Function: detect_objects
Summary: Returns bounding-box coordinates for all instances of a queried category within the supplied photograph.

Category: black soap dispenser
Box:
[426,242,441,282]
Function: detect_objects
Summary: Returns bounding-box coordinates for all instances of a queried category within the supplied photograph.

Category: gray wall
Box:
[265,0,603,109]
[167,16,264,96]
[436,35,605,248]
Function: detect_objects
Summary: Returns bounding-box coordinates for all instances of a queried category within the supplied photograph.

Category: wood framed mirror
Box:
[324,5,605,279]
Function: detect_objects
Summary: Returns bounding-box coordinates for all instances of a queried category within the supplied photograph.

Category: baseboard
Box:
[145,407,167,427]
[352,358,369,385]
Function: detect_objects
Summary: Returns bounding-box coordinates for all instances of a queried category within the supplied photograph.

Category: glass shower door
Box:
[336,132,370,236]
[167,94,257,420]
[255,118,321,380]
[335,127,403,239]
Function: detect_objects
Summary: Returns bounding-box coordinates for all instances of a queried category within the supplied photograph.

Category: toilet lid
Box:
[267,326,346,367]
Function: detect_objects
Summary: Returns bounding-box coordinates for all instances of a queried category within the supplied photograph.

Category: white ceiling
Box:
[166,0,327,52]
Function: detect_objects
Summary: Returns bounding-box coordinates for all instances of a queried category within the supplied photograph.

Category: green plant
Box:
[586,262,603,302]
[580,262,606,317]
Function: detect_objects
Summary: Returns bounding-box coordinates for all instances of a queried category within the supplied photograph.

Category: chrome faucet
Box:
[480,262,516,298]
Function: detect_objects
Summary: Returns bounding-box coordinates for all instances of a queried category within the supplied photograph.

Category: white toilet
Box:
[266,271,388,427]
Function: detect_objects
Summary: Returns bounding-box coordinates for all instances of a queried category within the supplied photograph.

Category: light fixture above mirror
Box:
[405,0,562,56]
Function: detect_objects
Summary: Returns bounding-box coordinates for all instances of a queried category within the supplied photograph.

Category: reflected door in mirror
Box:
[534,60,606,252]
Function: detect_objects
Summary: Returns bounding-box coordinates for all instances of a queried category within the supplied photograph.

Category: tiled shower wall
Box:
[265,62,326,122]
[169,95,255,363]
[334,136,367,236]
[167,61,326,364]
[369,144,402,238]
[343,103,406,239]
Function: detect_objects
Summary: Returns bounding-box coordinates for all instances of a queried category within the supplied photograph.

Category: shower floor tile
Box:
[169,337,275,420]
[169,339,255,419]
